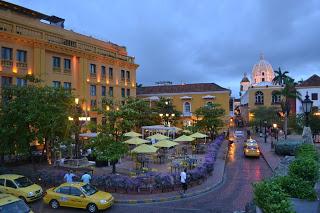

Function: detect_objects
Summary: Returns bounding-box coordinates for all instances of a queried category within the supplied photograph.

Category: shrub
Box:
[288,156,319,185]
[295,144,319,161]
[274,140,302,156]
[253,180,293,213]
[274,176,317,201]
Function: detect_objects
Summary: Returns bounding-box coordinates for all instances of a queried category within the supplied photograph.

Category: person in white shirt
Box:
[180,168,187,194]
[64,170,75,183]
[81,172,92,184]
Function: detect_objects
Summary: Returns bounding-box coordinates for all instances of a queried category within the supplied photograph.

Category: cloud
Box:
[9,0,320,97]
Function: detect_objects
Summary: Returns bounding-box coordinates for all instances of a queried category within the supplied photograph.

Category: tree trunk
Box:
[112,161,116,174]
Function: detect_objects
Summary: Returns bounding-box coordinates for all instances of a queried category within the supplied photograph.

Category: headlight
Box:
[28,191,35,197]
[100,199,107,204]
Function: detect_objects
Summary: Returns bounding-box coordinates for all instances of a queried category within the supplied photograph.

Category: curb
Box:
[114,140,229,204]
[253,136,275,172]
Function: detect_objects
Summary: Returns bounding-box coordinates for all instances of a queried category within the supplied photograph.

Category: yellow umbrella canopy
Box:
[146,133,169,141]
[173,135,195,142]
[190,132,208,138]
[182,130,192,134]
[124,137,149,145]
[131,144,158,153]
[153,140,179,148]
[123,131,142,137]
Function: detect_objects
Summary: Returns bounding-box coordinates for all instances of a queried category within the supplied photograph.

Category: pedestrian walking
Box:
[81,171,92,184]
[180,168,187,194]
[64,170,75,183]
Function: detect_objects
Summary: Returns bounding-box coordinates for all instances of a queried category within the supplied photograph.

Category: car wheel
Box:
[50,199,59,209]
[87,203,98,213]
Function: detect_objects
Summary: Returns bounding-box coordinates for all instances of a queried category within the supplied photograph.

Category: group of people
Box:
[64,170,92,184]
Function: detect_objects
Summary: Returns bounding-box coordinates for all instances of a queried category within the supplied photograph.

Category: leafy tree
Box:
[0,82,73,164]
[92,133,128,174]
[273,67,289,85]
[154,97,181,126]
[194,103,225,138]
[250,106,281,129]
[274,77,301,139]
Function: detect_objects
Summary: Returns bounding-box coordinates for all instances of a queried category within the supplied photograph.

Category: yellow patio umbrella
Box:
[124,137,149,145]
[123,131,142,137]
[190,132,208,138]
[153,140,179,148]
[182,130,192,134]
[131,144,158,154]
[173,135,195,142]
[146,133,169,141]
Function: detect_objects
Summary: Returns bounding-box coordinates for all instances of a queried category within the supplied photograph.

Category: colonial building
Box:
[137,83,230,127]
[296,74,320,114]
[0,1,138,123]
[240,55,282,123]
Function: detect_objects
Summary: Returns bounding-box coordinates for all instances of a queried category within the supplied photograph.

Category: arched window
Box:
[272,91,281,104]
[255,91,264,104]
[184,102,191,114]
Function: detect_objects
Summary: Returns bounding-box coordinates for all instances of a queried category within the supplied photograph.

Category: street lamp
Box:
[302,92,313,127]
[272,123,278,142]
[264,120,267,143]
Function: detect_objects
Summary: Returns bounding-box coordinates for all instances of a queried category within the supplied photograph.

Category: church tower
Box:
[240,73,250,96]
[251,54,275,85]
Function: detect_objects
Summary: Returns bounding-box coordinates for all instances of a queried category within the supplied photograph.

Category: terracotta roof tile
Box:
[298,74,320,87]
[137,83,229,95]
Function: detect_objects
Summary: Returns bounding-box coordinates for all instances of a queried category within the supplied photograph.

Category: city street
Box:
[30,137,272,213]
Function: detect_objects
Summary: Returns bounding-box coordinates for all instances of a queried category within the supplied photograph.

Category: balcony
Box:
[90,73,97,78]
[63,69,71,74]
[1,59,13,67]
[16,62,27,68]
[182,112,192,117]
[52,67,61,73]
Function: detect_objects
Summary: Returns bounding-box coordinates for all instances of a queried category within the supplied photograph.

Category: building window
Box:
[16,78,27,87]
[90,64,96,76]
[90,85,96,96]
[255,91,264,104]
[16,50,27,62]
[262,78,265,82]
[64,82,72,90]
[109,67,113,79]
[52,57,61,68]
[109,87,114,97]
[52,81,61,88]
[121,88,125,98]
[90,100,97,108]
[101,86,106,96]
[64,59,71,70]
[272,91,281,104]
[184,102,191,114]
[1,76,12,87]
[1,47,12,60]
[121,70,125,81]
[126,89,130,97]
[311,93,318,100]
[101,66,106,77]
[262,72,265,76]
[126,71,130,81]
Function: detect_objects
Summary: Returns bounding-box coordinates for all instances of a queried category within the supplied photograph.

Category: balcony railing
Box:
[17,62,27,68]
[64,69,71,74]
[53,67,61,72]
[1,59,13,67]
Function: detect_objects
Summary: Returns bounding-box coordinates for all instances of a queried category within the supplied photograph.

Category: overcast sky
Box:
[9,0,320,97]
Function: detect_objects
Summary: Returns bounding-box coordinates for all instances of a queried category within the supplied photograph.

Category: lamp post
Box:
[159,100,175,127]
[264,120,267,143]
[301,92,314,144]
[273,123,278,141]
[68,98,90,158]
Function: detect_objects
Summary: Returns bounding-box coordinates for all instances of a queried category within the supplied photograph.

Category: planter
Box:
[290,198,319,213]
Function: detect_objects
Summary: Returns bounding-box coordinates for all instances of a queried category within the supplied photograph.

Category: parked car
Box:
[43,182,114,213]
[0,193,33,213]
[0,174,43,202]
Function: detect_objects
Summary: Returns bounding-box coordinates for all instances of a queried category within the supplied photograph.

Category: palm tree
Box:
[273,67,289,85]
[274,78,301,139]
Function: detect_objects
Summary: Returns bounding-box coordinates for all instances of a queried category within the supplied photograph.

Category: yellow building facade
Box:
[137,83,230,127]
[0,2,138,122]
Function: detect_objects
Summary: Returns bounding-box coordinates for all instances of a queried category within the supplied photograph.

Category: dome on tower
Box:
[251,54,274,85]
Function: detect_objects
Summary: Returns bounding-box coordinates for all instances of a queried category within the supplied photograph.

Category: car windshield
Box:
[14,177,33,188]
[80,184,97,196]
[248,146,258,149]
[0,200,30,213]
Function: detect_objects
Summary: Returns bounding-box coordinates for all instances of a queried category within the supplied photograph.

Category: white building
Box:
[296,74,320,114]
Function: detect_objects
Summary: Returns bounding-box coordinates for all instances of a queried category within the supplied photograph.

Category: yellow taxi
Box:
[0,174,43,202]
[243,138,257,147]
[243,143,260,157]
[0,193,33,212]
[43,182,114,213]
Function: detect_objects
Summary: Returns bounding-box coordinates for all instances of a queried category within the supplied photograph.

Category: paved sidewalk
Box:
[252,135,282,171]
[113,140,229,204]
